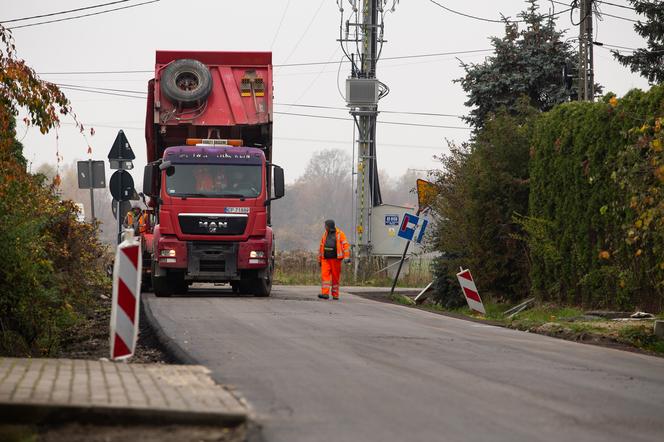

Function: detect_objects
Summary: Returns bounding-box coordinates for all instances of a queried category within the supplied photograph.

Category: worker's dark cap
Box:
[325,219,335,230]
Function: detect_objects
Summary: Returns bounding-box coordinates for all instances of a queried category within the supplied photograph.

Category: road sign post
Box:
[108,130,136,244]
[77,159,106,222]
[389,180,436,297]
[390,210,429,297]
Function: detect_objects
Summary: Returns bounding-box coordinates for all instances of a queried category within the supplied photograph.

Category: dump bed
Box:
[145,51,273,163]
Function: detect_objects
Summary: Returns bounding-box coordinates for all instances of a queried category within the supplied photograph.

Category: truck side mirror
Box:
[273,166,285,199]
[143,163,160,197]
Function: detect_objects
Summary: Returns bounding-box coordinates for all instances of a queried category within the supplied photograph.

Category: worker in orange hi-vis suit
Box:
[318,219,351,300]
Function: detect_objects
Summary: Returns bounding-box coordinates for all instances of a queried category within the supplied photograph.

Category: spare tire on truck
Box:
[160,59,212,107]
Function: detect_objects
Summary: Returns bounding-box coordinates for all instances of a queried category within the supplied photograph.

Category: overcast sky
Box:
[5,0,650,188]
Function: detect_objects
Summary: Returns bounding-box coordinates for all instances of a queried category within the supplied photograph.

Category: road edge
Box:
[140,293,198,365]
[140,293,264,441]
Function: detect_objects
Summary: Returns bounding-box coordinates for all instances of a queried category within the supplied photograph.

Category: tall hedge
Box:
[528,86,664,311]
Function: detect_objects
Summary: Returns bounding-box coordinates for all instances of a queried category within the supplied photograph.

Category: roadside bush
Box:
[429,107,534,304]
[0,128,109,356]
[528,85,664,311]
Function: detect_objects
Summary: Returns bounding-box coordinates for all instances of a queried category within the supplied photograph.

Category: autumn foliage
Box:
[0,24,108,356]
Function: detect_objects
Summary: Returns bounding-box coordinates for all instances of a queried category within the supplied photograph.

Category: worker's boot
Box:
[318,294,329,300]
[332,296,339,300]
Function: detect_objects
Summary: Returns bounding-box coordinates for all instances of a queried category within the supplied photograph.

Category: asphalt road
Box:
[144,286,664,442]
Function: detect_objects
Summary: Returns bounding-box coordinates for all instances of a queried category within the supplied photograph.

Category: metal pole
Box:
[578,0,594,101]
[389,208,421,297]
[587,0,595,100]
[87,159,96,222]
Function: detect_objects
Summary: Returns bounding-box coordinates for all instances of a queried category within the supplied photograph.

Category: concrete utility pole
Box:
[340,0,392,277]
[578,0,595,101]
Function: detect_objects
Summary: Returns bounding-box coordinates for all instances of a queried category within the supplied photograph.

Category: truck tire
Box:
[253,261,274,297]
[252,277,272,297]
[160,59,212,107]
[152,275,172,297]
[153,273,188,297]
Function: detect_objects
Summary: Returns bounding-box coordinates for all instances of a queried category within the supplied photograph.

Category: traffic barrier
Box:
[110,229,142,360]
[456,268,485,314]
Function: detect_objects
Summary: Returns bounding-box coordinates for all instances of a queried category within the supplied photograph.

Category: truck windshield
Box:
[165,164,262,198]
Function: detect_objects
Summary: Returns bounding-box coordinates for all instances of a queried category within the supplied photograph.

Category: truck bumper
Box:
[156,236,270,282]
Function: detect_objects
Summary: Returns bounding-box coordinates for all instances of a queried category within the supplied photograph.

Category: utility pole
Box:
[340,0,390,278]
[578,0,595,101]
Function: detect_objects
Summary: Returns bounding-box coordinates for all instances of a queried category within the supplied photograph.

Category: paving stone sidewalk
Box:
[0,357,247,426]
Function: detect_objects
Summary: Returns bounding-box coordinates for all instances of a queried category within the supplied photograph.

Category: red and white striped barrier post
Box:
[110,229,142,360]
[456,268,486,315]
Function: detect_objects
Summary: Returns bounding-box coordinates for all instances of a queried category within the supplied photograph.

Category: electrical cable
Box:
[428,0,571,24]
[1,0,130,23]
[36,48,495,75]
[58,86,145,99]
[281,0,326,64]
[54,84,471,127]
[274,111,470,129]
[7,0,160,30]
[270,0,292,50]
[55,83,146,95]
[52,82,465,118]
[596,1,636,11]
[276,103,464,118]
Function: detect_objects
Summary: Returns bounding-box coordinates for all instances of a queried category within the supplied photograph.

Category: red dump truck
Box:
[141,51,284,297]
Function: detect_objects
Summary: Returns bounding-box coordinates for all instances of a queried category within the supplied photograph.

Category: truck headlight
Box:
[249,251,265,258]
[160,249,176,257]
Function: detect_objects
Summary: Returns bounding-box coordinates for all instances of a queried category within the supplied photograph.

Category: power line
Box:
[56,83,146,95]
[36,48,494,75]
[596,1,636,11]
[427,0,504,23]
[594,41,664,54]
[553,0,639,23]
[1,0,130,23]
[281,0,326,64]
[58,86,145,99]
[598,10,639,23]
[56,83,469,121]
[38,69,152,75]
[428,0,572,24]
[270,0,292,50]
[7,0,160,30]
[275,103,464,119]
[274,111,470,129]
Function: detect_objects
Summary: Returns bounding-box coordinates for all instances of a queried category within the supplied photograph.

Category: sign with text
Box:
[384,214,399,226]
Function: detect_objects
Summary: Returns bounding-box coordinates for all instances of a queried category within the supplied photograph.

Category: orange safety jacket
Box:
[138,212,150,234]
[318,228,350,262]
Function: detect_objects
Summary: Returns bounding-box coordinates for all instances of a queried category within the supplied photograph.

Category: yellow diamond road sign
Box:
[416,179,437,210]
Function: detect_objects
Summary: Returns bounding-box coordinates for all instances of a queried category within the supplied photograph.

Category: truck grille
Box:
[179,214,247,236]
[200,260,226,273]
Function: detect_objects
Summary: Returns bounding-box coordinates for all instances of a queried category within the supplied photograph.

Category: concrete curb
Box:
[0,401,246,427]
[140,293,198,365]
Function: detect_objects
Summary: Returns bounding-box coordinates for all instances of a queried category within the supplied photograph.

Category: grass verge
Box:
[388,297,664,357]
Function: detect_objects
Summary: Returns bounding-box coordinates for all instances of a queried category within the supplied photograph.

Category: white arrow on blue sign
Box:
[397,212,428,243]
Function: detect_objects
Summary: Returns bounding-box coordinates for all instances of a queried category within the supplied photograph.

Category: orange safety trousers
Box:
[321,258,342,298]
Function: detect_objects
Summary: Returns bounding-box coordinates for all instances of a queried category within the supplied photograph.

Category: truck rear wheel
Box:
[160,59,212,107]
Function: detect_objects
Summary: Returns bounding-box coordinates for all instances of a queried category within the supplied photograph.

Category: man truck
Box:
[141,51,284,297]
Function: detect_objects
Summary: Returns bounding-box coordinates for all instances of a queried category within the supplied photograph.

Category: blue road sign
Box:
[397,212,428,243]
